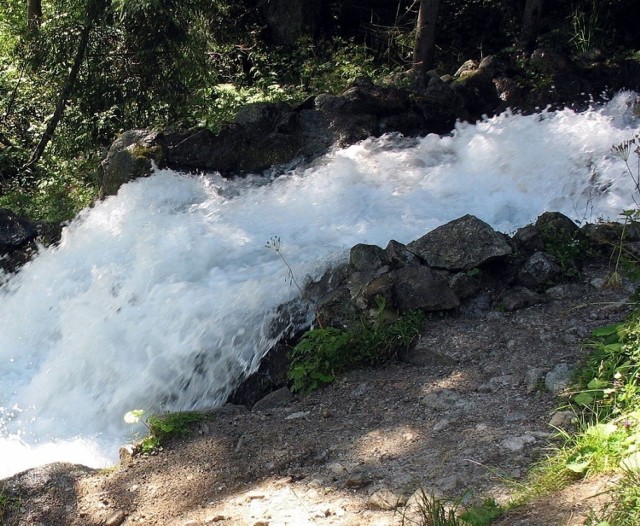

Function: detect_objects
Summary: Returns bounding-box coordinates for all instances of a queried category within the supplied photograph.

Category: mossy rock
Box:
[99,130,165,198]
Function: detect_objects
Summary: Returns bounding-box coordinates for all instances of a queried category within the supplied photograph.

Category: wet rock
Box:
[349,243,387,272]
[99,129,164,198]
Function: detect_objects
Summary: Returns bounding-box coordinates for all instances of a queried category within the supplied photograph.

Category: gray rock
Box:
[518,251,562,288]
[99,129,163,198]
[252,387,293,412]
[349,243,387,272]
[407,215,512,271]
[499,286,543,311]
[501,434,536,451]
[545,363,573,394]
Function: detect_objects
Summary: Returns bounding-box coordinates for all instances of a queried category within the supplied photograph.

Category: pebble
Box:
[105,510,126,526]
[284,411,309,420]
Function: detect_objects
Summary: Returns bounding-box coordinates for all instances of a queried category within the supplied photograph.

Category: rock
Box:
[545,363,573,394]
[105,510,127,526]
[384,239,418,268]
[501,434,536,452]
[228,342,291,408]
[407,215,512,271]
[368,487,402,510]
[451,68,501,121]
[390,266,460,312]
[525,367,545,393]
[420,389,466,411]
[549,410,575,429]
[99,129,163,198]
[252,387,294,412]
[284,410,309,420]
[0,208,39,274]
[0,208,37,252]
[498,286,543,311]
[513,224,545,253]
[449,271,482,300]
[518,251,562,288]
[349,243,387,272]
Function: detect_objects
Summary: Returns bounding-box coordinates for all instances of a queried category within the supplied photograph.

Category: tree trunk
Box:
[27,0,42,30]
[412,0,440,89]
[25,0,105,169]
[519,0,544,53]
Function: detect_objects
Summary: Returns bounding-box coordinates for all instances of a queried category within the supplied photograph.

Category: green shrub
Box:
[288,301,426,393]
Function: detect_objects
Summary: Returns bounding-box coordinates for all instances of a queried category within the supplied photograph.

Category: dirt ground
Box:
[3,263,635,526]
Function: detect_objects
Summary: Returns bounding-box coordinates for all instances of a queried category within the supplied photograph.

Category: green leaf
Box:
[587,378,609,390]
[574,392,594,406]
[592,324,622,338]
[566,457,591,473]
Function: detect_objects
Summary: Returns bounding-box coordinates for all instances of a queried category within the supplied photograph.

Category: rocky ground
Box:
[2,263,635,526]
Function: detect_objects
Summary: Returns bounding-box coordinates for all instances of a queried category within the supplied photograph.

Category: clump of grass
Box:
[399,489,502,526]
[124,409,207,453]
[0,484,20,525]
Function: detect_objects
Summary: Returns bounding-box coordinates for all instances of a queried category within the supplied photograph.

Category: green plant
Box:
[0,484,20,525]
[288,299,425,393]
[458,498,503,525]
[124,409,206,453]
[400,489,463,526]
[609,135,640,284]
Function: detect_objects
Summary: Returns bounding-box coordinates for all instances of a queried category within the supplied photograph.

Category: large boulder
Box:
[407,214,513,271]
[0,208,39,274]
[99,130,164,198]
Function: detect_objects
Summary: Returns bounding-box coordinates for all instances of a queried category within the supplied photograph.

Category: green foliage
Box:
[0,483,20,525]
[399,490,501,526]
[288,301,426,393]
[539,227,589,279]
[458,498,503,526]
[124,409,206,454]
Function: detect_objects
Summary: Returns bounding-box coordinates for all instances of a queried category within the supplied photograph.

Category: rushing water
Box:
[0,92,639,478]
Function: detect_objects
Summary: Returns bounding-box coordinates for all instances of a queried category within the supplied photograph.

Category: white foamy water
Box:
[1,93,639,478]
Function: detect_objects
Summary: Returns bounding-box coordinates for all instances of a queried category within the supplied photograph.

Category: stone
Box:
[99,129,163,198]
[105,510,126,526]
[252,387,293,412]
[518,251,562,288]
[349,243,387,272]
[0,208,37,252]
[501,434,536,452]
[549,410,575,429]
[420,389,466,411]
[368,487,402,510]
[545,363,573,394]
[525,367,545,393]
[449,271,482,300]
[407,215,512,271]
[498,286,543,311]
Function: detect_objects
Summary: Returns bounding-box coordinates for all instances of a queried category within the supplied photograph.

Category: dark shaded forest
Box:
[1,0,639,221]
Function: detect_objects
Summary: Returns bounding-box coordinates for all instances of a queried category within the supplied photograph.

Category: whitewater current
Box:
[0,92,639,478]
